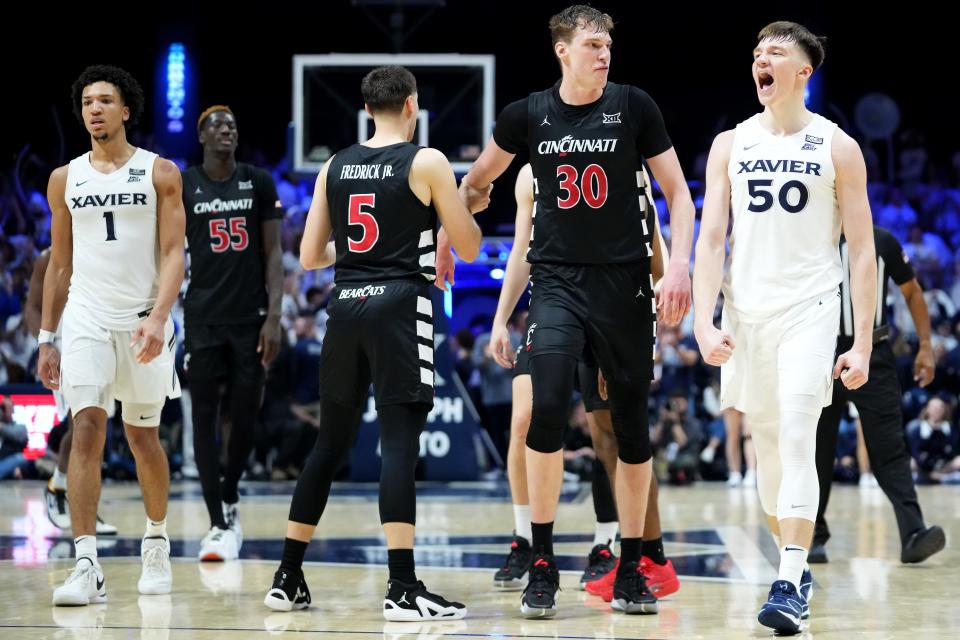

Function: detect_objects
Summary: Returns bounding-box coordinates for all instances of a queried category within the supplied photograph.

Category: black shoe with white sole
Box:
[493,535,532,590]
[383,579,467,621]
[520,554,560,619]
[263,568,311,612]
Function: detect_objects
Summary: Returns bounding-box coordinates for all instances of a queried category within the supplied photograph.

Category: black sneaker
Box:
[579,542,617,589]
[383,579,467,621]
[263,567,311,612]
[901,525,946,564]
[807,542,828,564]
[611,560,658,614]
[520,554,560,619]
[494,535,533,590]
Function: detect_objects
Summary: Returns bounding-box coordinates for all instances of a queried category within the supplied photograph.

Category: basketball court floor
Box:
[0,479,954,639]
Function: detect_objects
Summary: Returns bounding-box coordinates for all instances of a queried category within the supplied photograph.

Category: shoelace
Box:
[143,545,168,572]
[527,561,558,597]
[66,561,97,586]
[503,543,528,570]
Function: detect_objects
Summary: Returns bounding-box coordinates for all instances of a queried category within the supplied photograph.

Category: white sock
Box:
[778,545,808,590]
[51,468,67,491]
[594,521,619,547]
[145,518,167,539]
[75,535,97,563]
[513,505,532,543]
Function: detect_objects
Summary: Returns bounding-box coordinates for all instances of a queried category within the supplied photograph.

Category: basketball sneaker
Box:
[493,535,532,590]
[383,579,467,621]
[264,567,311,612]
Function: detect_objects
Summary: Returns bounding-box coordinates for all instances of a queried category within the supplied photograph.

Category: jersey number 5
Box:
[348,193,379,253]
[209,218,250,253]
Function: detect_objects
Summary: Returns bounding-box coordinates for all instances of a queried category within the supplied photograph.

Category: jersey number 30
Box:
[557,164,608,209]
[348,193,379,253]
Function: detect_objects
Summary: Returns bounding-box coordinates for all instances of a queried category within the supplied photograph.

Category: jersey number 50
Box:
[557,164,608,209]
[747,179,809,213]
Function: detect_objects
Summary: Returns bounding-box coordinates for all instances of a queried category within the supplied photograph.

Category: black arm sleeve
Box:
[876,226,915,285]
[629,87,673,159]
[491,98,529,155]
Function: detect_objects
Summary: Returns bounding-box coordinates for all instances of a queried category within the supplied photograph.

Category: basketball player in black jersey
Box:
[263,66,484,620]
[452,5,696,618]
[181,106,284,562]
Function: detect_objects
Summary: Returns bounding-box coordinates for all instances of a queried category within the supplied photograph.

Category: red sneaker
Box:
[596,557,680,601]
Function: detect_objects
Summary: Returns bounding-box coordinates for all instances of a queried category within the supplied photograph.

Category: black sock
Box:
[642,537,666,565]
[618,537,642,574]
[388,548,417,584]
[531,521,554,556]
[280,538,308,572]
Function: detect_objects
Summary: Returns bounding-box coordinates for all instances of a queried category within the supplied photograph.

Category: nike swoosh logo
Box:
[778,610,801,626]
[96,576,104,590]
[790,504,807,509]
[139,415,156,420]
[784,546,805,552]
[743,143,761,150]
[76,180,89,187]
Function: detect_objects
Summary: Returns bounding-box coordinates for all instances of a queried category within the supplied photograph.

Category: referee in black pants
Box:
[812,225,945,564]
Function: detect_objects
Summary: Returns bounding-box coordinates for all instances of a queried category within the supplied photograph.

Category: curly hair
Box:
[71,65,145,129]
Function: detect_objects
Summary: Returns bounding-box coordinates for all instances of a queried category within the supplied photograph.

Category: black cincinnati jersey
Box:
[326,143,437,284]
[494,82,671,265]
[182,163,282,324]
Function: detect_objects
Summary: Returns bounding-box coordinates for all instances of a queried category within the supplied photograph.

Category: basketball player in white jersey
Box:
[39,65,186,606]
[693,22,876,634]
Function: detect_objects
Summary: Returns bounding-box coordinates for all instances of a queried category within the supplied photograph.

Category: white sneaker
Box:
[223,501,244,549]
[727,471,743,487]
[859,472,878,488]
[139,536,173,595]
[700,447,716,464]
[199,526,239,562]
[44,487,118,535]
[53,557,107,606]
[95,515,118,536]
[45,487,71,530]
[742,469,757,488]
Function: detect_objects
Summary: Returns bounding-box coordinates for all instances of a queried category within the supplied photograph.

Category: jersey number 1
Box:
[348,193,379,253]
[103,211,117,241]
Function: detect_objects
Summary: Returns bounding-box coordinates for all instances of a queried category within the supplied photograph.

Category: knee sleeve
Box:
[288,399,363,525]
[607,379,652,464]
[776,401,820,523]
[378,403,430,525]
[750,413,781,517]
[526,354,577,454]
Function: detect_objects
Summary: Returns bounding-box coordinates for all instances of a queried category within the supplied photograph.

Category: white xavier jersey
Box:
[722,113,843,320]
[65,148,160,330]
